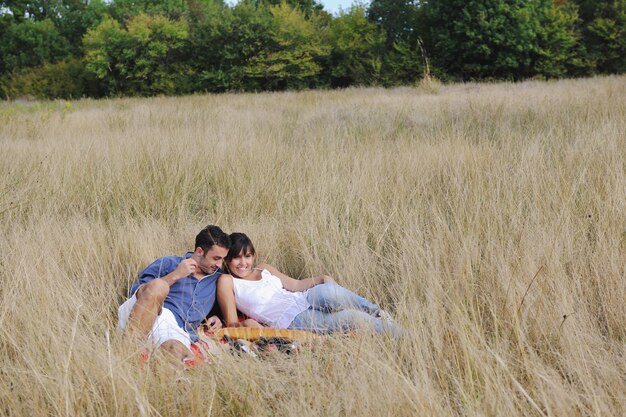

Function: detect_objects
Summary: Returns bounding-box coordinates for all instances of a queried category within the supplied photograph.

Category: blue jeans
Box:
[287,283,401,338]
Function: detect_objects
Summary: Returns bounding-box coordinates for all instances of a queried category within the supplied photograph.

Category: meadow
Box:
[0,75,625,416]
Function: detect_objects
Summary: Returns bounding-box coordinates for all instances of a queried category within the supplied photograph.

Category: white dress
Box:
[232,269,310,328]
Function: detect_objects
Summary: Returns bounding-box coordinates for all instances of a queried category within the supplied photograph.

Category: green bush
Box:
[1,59,94,100]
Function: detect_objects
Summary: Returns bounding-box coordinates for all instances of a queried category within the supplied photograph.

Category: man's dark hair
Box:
[195,225,231,252]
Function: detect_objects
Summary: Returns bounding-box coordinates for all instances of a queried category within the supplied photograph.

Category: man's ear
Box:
[194,247,205,256]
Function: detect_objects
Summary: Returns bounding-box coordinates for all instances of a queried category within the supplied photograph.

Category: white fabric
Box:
[118,294,192,348]
[232,269,310,328]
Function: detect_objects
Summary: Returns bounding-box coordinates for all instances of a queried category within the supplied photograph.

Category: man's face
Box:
[196,245,229,275]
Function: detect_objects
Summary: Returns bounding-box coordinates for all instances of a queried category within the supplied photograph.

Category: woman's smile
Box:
[227,250,255,278]
[234,264,250,276]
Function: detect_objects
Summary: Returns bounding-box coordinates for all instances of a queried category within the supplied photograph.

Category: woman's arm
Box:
[260,264,335,292]
[217,274,263,328]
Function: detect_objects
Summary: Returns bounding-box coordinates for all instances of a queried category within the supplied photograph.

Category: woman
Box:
[217,232,401,337]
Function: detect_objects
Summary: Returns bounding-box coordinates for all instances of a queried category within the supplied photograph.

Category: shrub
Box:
[1,59,95,100]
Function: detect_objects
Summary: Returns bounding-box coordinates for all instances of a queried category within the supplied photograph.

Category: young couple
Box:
[118,225,401,361]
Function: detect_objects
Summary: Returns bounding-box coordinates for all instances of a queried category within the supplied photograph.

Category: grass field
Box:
[1,75,625,416]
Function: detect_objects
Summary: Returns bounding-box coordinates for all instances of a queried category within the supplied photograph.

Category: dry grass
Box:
[0,75,625,416]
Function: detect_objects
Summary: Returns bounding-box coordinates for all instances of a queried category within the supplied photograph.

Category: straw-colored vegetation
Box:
[1,76,625,416]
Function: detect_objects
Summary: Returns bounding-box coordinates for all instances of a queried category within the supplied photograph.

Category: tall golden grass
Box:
[0,76,625,416]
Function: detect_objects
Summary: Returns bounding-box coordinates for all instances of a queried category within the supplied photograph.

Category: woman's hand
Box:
[241,318,264,328]
[205,315,222,332]
[320,275,335,284]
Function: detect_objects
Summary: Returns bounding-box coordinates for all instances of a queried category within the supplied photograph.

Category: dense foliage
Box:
[0,0,624,98]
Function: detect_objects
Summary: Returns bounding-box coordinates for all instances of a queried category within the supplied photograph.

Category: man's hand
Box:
[158,258,197,286]
[173,258,198,280]
[205,315,222,332]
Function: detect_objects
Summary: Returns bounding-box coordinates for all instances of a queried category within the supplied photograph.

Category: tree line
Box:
[0,0,624,99]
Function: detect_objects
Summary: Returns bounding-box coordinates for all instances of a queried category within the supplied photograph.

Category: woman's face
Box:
[227,249,255,278]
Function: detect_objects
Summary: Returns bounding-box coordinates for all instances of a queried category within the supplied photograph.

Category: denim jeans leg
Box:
[289,308,402,338]
[305,283,380,315]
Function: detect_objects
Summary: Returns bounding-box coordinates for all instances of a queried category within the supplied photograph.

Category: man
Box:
[118,224,230,361]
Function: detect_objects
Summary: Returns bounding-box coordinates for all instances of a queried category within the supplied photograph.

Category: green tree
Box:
[0,0,62,22]
[533,0,590,77]
[0,18,71,74]
[243,2,330,90]
[574,0,611,22]
[54,0,109,54]
[585,1,626,73]
[185,0,227,25]
[187,0,329,91]
[367,0,424,85]
[109,0,188,22]
[328,5,385,86]
[564,0,626,73]
[263,0,324,18]
[0,0,109,56]
[368,0,419,48]
[422,0,549,80]
[379,38,424,85]
[83,14,190,96]
[0,14,14,56]
[187,0,274,91]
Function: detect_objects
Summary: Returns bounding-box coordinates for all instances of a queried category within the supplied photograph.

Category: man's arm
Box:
[138,257,197,289]
[158,258,198,286]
